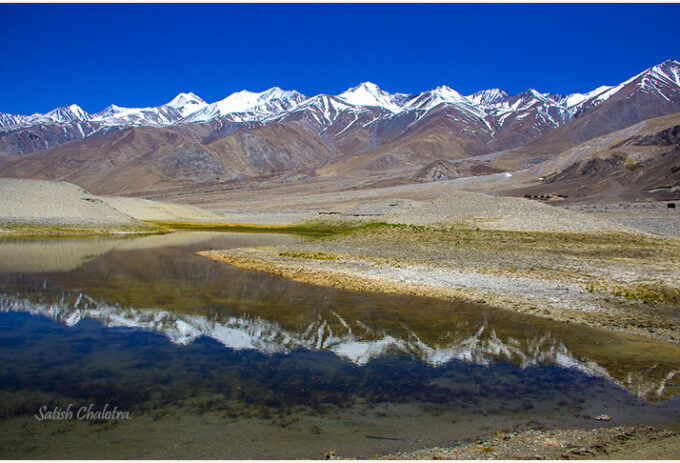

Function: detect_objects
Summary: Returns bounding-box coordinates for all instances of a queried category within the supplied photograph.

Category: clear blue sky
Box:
[1,3,678,115]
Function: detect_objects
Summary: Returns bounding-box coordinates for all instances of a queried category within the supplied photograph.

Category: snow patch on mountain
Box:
[42,104,89,124]
[638,59,680,102]
[405,85,471,112]
[277,94,362,128]
[562,86,614,108]
[90,104,182,127]
[0,113,31,129]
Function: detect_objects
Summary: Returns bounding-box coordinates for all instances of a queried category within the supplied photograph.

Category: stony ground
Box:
[374,426,680,460]
[565,200,680,238]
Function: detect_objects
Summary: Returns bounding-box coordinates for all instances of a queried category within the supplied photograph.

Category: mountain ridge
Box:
[1,59,679,200]
[4,58,677,134]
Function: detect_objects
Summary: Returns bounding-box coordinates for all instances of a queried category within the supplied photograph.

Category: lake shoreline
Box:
[198,224,680,345]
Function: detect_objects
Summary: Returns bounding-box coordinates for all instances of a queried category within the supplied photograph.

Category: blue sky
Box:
[1,3,679,115]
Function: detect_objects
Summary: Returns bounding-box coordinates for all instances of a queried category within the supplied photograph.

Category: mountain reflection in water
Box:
[0,232,679,404]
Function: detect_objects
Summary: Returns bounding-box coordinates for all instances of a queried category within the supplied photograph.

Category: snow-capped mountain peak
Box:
[93,104,127,118]
[216,87,303,113]
[89,102,184,127]
[432,85,465,100]
[527,88,551,101]
[645,59,680,84]
[353,81,381,91]
[184,87,307,122]
[259,86,298,100]
[504,89,554,109]
[66,104,88,118]
[42,104,89,124]
[166,92,207,108]
[404,85,471,112]
[550,85,616,109]
[466,88,509,105]
[215,89,267,113]
[1,58,678,145]
[165,92,207,117]
[167,92,204,106]
[337,81,406,112]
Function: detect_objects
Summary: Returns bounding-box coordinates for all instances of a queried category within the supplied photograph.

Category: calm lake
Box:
[1,231,679,458]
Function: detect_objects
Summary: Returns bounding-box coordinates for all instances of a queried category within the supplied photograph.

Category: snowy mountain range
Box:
[3,59,678,133]
[0,59,678,197]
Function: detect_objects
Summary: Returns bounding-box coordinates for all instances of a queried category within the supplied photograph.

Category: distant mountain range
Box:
[5,60,679,132]
[1,59,678,198]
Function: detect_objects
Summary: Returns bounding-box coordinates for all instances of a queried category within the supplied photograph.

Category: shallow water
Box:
[0,232,679,458]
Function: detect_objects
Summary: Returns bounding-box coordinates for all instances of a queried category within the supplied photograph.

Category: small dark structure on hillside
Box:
[668,203,676,209]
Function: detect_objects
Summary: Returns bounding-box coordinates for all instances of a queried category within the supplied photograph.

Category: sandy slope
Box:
[0,177,220,233]
[0,178,142,228]
[100,196,220,221]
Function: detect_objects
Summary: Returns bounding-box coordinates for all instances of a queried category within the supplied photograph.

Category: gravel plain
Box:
[333,192,631,233]
[564,201,680,238]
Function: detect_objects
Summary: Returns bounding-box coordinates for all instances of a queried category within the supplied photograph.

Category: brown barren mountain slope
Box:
[0,127,214,195]
[0,122,335,196]
[501,112,680,202]
[317,108,494,177]
[493,65,680,172]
